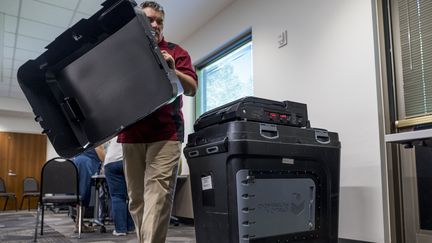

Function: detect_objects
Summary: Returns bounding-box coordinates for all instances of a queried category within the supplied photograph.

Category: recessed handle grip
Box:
[259,123,279,139]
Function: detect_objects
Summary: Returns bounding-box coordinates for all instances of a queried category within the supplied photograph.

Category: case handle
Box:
[62,97,85,122]
[314,129,330,144]
[188,150,199,158]
[206,146,219,154]
[259,123,279,139]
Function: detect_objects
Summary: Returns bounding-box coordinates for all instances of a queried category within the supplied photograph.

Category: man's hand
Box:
[161,50,175,69]
[161,50,197,96]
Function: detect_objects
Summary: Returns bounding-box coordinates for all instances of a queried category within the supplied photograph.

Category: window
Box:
[380,0,432,240]
[392,0,432,233]
[196,33,253,116]
[395,0,432,119]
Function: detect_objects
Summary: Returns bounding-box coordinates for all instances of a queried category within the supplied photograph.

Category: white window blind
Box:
[398,0,432,117]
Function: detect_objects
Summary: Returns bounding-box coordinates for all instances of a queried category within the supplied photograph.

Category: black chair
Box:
[34,158,83,241]
[0,177,17,211]
[20,177,40,211]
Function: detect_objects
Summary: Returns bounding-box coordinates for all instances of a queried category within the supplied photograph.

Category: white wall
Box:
[181,96,195,175]
[0,97,58,160]
[181,0,384,242]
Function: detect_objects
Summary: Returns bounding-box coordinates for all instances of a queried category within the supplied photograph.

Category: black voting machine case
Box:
[17,0,182,157]
[184,97,341,243]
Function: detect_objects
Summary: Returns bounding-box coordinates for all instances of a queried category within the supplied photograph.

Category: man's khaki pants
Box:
[122,141,180,243]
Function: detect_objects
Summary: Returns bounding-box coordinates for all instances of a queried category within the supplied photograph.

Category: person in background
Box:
[117,1,198,242]
[72,145,105,233]
[104,137,135,236]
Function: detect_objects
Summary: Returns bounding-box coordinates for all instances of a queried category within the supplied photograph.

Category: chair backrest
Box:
[23,177,39,193]
[40,157,80,200]
[0,177,6,193]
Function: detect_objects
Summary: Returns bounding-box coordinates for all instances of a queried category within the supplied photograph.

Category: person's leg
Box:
[105,161,129,234]
[74,157,100,207]
[142,141,181,243]
[73,156,100,233]
[122,143,146,241]
[74,158,91,207]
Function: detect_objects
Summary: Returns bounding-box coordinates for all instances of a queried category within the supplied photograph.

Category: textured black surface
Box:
[415,145,432,230]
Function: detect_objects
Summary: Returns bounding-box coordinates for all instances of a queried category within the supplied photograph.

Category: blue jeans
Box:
[104,161,134,233]
[73,152,100,207]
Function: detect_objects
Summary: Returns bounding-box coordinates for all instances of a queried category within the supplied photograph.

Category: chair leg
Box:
[41,204,44,235]
[78,205,82,239]
[14,196,18,211]
[34,203,41,242]
[0,198,4,211]
[3,198,8,211]
[28,197,31,211]
[20,196,25,210]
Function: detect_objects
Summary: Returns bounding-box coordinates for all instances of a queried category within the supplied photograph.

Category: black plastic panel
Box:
[184,120,341,243]
[17,0,182,157]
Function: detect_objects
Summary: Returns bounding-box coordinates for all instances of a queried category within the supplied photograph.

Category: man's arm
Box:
[175,69,197,96]
[161,50,197,96]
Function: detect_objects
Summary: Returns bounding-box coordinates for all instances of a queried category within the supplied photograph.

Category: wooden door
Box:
[0,132,47,210]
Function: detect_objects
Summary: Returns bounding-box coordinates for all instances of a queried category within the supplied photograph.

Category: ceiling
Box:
[0,0,235,100]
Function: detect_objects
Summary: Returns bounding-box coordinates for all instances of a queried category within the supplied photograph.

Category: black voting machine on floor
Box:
[184,96,341,243]
[17,0,182,158]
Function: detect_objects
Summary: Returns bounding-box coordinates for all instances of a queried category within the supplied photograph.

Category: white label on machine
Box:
[201,175,213,190]
[282,158,294,164]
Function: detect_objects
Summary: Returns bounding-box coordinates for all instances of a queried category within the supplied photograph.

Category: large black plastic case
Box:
[184,121,340,243]
[17,0,182,157]
[194,96,308,131]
